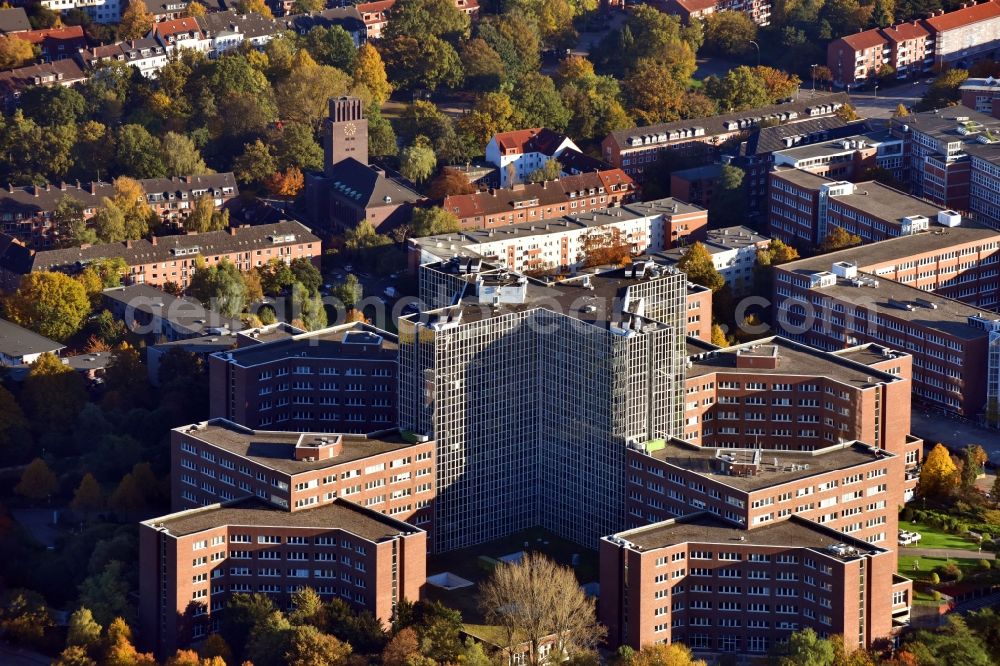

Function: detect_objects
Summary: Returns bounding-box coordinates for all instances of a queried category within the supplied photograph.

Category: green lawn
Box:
[898,555,979,583]
[898,520,980,551]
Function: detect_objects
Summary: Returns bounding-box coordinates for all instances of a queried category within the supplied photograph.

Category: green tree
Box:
[411,206,460,236]
[71,473,105,517]
[185,195,227,233]
[23,352,87,430]
[289,587,325,628]
[775,628,835,666]
[188,259,248,318]
[79,562,134,626]
[119,0,155,39]
[53,197,96,248]
[708,164,746,227]
[305,25,356,70]
[109,472,147,515]
[67,607,103,649]
[276,51,352,130]
[903,616,991,666]
[115,124,167,178]
[259,259,296,295]
[15,458,59,502]
[624,59,687,124]
[478,13,541,81]
[221,594,275,662]
[292,282,327,331]
[0,385,30,462]
[275,122,323,172]
[344,220,391,251]
[400,136,437,183]
[5,271,91,341]
[511,72,572,131]
[293,0,323,11]
[382,34,463,91]
[704,11,757,56]
[461,38,505,91]
[92,199,128,243]
[161,132,210,176]
[247,611,294,666]
[385,0,470,44]
[19,85,87,127]
[918,68,969,111]
[677,242,725,292]
[332,274,363,309]
[285,625,351,666]
[290,258,322,295]
[918,443,959,499]
[367,105,398,158]
[872,0,895,27]
[234,139,277,185]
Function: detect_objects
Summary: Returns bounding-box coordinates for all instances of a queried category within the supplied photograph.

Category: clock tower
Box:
[324,96,368,176]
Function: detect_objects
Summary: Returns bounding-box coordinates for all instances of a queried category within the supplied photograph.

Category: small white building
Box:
[0,318,64,366]
[657,225,771,293]
[485,128,581,187]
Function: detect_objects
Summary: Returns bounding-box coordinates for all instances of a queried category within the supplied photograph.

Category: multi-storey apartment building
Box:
[686,283,713,342]
[599,513,909,653]
[78,38,169,78]
[208,323,398,434]
[441,170,635,230]
[409,199,707,275]
[102,284,244,342]
[602,94,849,181]
[40,0,121,23]
[679,338,917,466]
[0,175,236,247]
[169,419,435,530]
[663,0,771,25]
[773,259,999,416]
[771,132,905,183]
[624,438,905,544]
[139,498,426,656]
[0,221,320,291]
[827,2,1000,86]
[399,260,688,551]
[655,226,770,294]
[12,25,87,63]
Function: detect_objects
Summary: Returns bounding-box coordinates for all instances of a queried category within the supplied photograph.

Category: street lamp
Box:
[811,64,818,93]
[748,40,760,67]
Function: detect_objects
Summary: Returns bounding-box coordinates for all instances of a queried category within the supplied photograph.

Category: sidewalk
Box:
[902,547,995,560]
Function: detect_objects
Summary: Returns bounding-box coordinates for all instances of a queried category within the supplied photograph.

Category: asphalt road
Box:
[848,80,931,118]
[910,410,1000,465]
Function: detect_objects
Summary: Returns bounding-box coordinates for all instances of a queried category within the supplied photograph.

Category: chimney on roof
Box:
[126,239,133,248]
[229,227,238,236]
[6,184,11,193]
[60,182,66,191]
[46,183,50,192]
[150,236,158,246]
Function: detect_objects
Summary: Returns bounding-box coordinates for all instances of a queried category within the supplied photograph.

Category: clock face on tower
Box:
[343,122,357,137]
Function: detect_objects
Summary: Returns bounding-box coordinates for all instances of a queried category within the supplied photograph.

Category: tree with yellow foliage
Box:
[918,443,958,499]
[5,271,90,341]
[710,323,730,347]
[353,43,392,107]
[627,642,707,666]
[119,0,154,40]
[104,618,156,666]
[0,34,36,70]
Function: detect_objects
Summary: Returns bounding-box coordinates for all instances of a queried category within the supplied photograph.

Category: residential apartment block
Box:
[0,174,236,248]
[12,25,87,63]
[139,498,426,656]
[0,220,320,291]
[602,93,849,181]
[662,0,771,25]
[208,323,398,434]
[102,284,244,342]
[409,199,707,275]
[654,226,770,294]
[827,1,1000,86]
[40,0,121,23]
[400,260,689,551]
[600,513,908,653]
[773,258,999,416]
[441,169,635,230]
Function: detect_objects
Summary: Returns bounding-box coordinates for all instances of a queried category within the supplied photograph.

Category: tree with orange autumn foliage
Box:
[267,167,305,198]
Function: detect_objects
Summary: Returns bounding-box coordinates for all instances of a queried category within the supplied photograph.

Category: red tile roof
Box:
[881,21,930,42]
[153,17,203,39]
[493,128,571,156]
[356,0,395,15]
[12,25,85,45]
[673,0,719,13]
[839,28,889,51]
[924,0,1000,32]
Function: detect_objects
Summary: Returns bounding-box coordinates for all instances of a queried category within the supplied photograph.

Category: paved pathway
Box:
[901,547,995,560]
[911,411,1000,464]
